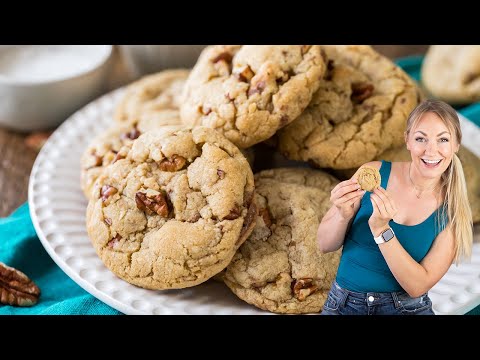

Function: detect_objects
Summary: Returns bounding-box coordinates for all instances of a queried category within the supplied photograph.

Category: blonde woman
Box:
[318,99,473,315]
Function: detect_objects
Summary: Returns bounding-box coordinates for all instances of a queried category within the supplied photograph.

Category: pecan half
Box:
[0,262,40,307]
[292,278,318,301]
[135,192,169,217]
[159,154,187,172]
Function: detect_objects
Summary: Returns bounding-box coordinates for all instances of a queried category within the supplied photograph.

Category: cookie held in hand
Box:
[356,166,381,192]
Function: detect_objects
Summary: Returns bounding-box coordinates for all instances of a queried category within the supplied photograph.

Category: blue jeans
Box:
[321,281,435,315]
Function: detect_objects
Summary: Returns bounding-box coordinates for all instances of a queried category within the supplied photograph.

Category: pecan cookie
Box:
[180,45,326,148]
[86,126,257,290]
[278,45,421,169]
[422,45,480,105]
[223,168,341,314]
[80,115,183,199]
[356,166,381,192]
[115,69,189,123]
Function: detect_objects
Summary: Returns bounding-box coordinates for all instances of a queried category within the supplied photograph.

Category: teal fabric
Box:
[336,160,444,293]
[0,203,122,315]
[0,55,479,314]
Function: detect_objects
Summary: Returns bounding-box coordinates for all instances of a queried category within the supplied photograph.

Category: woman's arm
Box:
[369,187,455,297]
[317,178,365,253]
[377,226,455,297]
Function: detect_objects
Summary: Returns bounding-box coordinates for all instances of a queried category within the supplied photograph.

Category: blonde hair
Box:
[405,99,473,264]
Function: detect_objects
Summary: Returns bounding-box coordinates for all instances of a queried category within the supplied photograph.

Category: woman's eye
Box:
[415,137,425,142]
[439,138,449,143]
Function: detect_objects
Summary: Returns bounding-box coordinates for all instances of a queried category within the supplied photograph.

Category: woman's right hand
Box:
[330,178,366,221]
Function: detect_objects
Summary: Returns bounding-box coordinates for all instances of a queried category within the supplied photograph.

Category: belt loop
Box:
[391,291,401,309]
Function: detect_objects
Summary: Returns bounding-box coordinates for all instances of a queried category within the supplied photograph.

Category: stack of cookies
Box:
[81,45,480,314]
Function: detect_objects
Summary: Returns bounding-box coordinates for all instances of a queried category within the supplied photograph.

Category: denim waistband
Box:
[332,280,411,305]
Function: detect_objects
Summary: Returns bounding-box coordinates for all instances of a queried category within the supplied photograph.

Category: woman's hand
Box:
[368,187,398,236]
[330,178,366,221]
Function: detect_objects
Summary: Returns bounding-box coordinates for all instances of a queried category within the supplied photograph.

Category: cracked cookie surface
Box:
[422,46,480,105]
[80,116,183,199]
[224,168,341,314]
[115,69,189,123]
[86,126,257,290]
[180,45,326,148]
[356,166,381,192]
[278,45,421,169]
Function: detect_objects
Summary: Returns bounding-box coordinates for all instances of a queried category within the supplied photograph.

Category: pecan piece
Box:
[107,234,122,249]
[292,278,318,301]
[120,126,141,141]
[135,192,169,217]
[0,262,40,307]
[212,51,233,64]
[224,204,241,220]
[159,154,187,172]
[351,82,374,103]
[234,65,254,82]
[248,80,266,96]
[100,185,118,203]
[217,169,225,179]
[259,208,272,228]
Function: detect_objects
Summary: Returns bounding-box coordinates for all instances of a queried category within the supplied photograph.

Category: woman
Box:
[318,99,473,315]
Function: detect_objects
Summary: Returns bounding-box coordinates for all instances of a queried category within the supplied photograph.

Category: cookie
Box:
[277,45,421,169]
[86,126,257,290]
[180,45,327,148]
[375,145,480,223]
[356,166,381,192]
[114,69,189,123]
[223,168,341,314]
[80,114,183,199]
[422,46,480,105]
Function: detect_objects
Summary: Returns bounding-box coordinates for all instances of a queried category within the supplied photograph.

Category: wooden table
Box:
[0,45,429,217]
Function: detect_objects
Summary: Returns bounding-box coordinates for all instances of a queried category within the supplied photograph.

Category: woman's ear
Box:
[404,131,410,150]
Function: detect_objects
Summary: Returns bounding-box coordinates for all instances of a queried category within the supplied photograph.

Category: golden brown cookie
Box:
[80,114,183,199]
[86,126,257,290]
[422,46,480,105]
[224,168,341,314]
[180,45,327,148]
[356,166,381,192]
[277,45,421,169]
[115,69,189,123]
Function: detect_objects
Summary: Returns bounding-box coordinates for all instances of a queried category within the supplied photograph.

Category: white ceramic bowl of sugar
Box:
[0,45,113,132]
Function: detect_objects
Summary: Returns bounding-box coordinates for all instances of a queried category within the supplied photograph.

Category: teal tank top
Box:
[335,160,447,292]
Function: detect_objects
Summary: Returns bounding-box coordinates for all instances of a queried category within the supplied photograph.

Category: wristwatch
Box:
[374,227,395,244]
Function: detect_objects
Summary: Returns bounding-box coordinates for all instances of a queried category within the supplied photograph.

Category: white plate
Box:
[29,88,480,315]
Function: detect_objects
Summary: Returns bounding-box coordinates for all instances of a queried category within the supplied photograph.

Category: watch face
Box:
[382,229,395,242]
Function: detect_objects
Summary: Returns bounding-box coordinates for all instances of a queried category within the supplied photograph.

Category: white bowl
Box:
[0,45,113,132]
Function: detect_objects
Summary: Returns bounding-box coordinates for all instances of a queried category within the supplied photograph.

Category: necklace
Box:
[408,163,438,199]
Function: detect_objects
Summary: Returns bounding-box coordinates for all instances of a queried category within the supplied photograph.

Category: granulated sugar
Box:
[0,45,110,82]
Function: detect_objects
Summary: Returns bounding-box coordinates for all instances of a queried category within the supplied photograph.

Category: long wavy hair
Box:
[405,99,473,264]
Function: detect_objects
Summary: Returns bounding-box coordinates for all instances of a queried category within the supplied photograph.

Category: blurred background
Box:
[0,45,429,217]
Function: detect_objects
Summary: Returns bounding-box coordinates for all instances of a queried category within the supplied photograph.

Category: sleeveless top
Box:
[335,160,447,292]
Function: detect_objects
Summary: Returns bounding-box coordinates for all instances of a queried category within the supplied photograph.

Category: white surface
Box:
[28,89,480,315]
[0,45,112,132]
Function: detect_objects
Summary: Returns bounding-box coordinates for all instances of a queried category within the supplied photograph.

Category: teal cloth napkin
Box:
[0,55,479,315]
[0,203,121,314]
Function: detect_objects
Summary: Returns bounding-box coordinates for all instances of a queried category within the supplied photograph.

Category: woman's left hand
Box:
[368,187,398,237]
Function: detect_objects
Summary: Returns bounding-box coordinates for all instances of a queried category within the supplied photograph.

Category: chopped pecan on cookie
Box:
[181,45,327,148]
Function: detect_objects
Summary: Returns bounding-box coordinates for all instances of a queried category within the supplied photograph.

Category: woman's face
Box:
[406,111,459,179]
